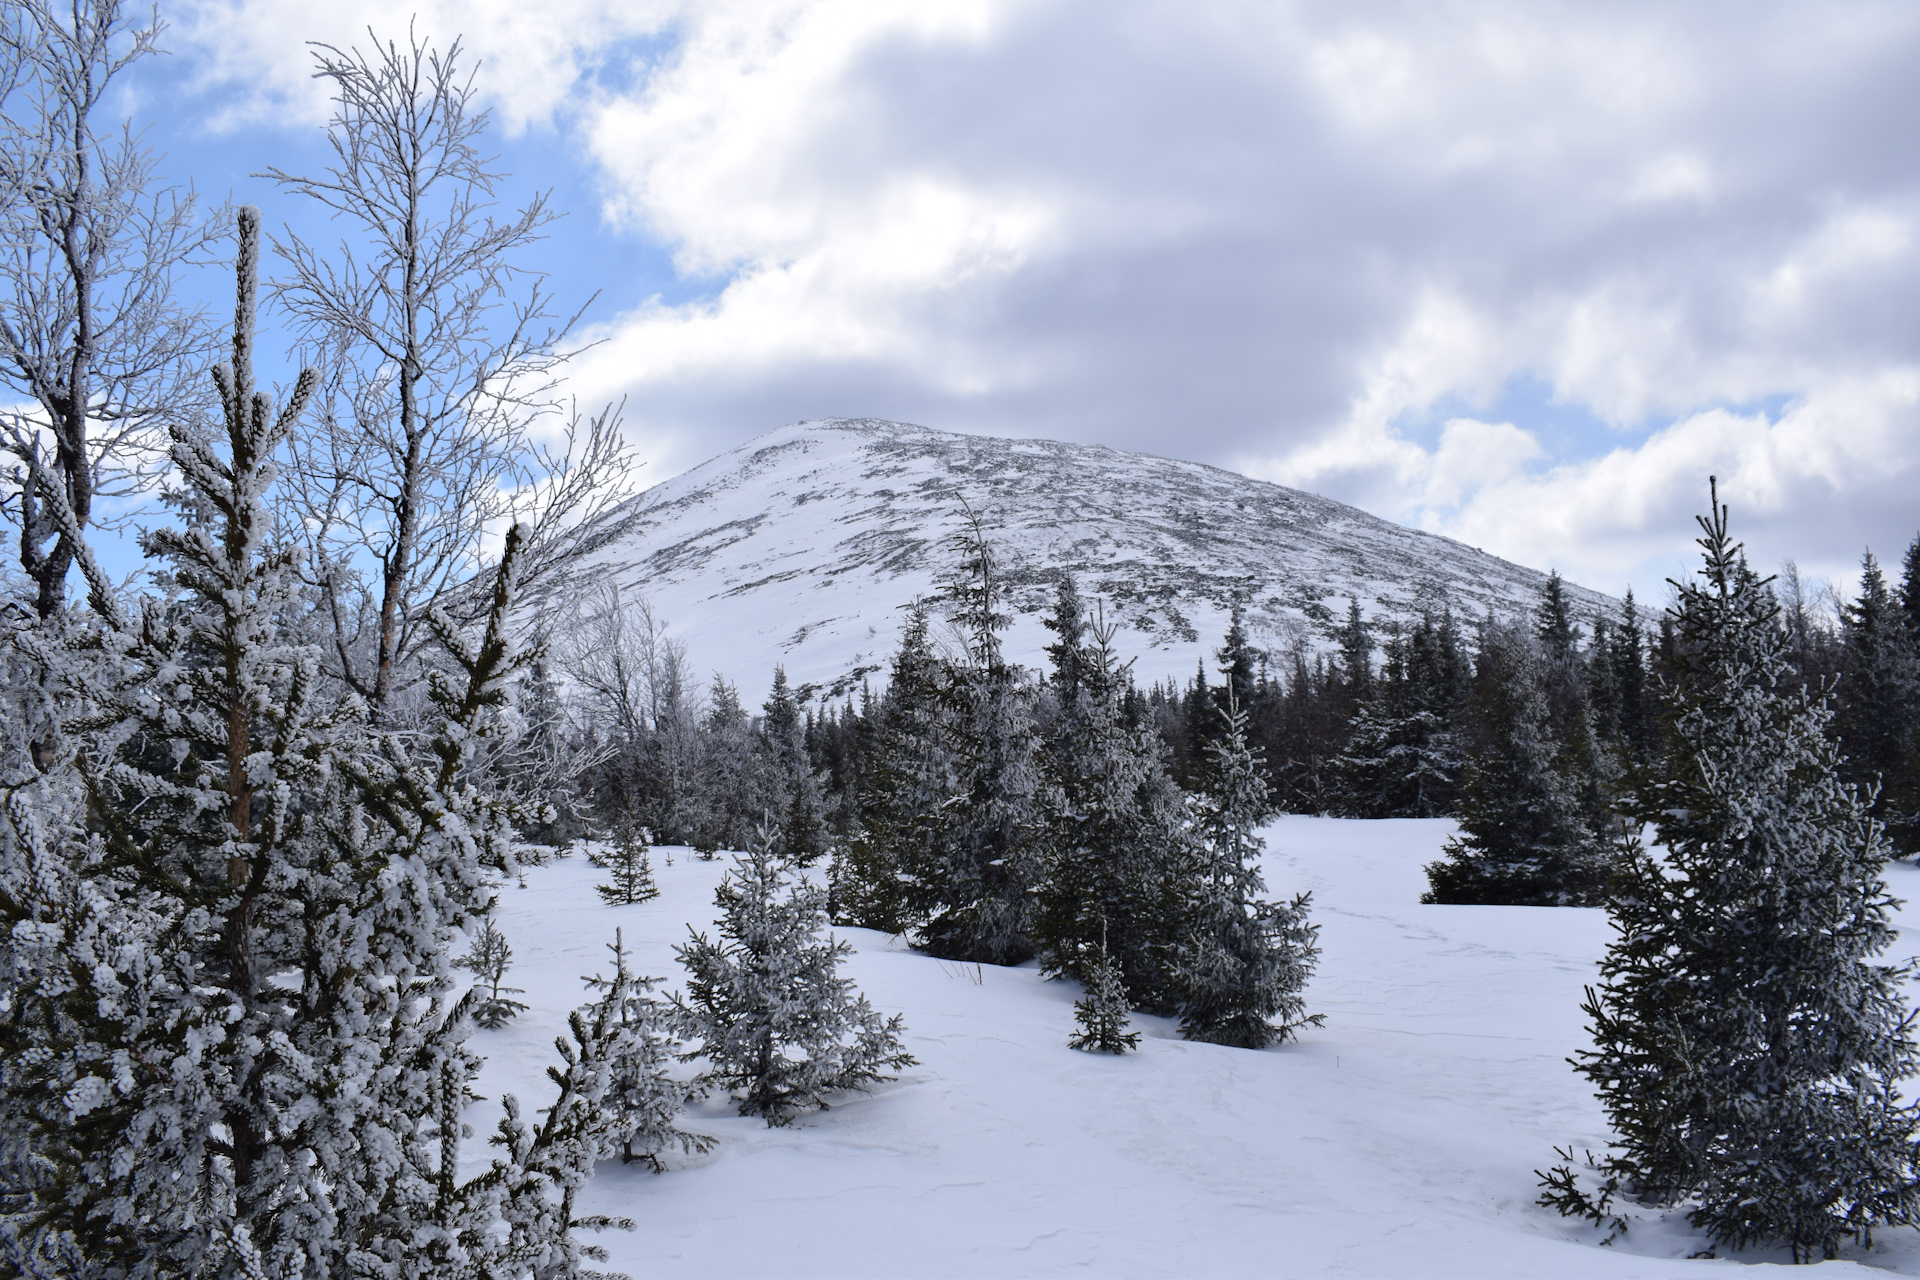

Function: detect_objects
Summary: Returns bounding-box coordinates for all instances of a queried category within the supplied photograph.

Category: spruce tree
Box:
[1332,616,1459,818]
[765,667,828,864]
[1217,598,1258,714]
[684,676,777,856]
[0,209,642,1276]
[1175,659,1212,790]
[1032,601,1188,1011]
[1835,551,1920,858]
[1535,571,1613,831]
[832,603,950,934]
[593,822,661,906]
[1042,573,1089,716]
[1175,692,1322,1049]
[907,511,1049,965]
[1068,932,1140,1054]
[1544,483,1920,1261]
[580,930,711,1170]
[1609,590,1659,765]
[675,820,915,1125]
[457,914,531,1029]
[1423,621,1608,905]
[1338,597,1373,704]
[1900,533,1920,641]
[1898,534,1920,855]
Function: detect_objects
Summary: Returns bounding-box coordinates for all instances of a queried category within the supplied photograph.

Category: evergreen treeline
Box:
[539,463,1920,929]
[570,525,1920,920]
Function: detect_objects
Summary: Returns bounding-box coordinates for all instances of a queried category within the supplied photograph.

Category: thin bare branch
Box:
[263,27,638,713]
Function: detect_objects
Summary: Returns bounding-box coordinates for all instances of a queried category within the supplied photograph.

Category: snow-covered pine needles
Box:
[1069,931,1140,1054]
[592,822,661,905]
[1540,481,1920,1262]
[674,818,915,1126]
[457,915,531,1029]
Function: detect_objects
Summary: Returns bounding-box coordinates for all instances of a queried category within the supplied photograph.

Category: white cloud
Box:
[1625,152,1712,206]
[1280,372,1920,599]
[169,0,1920,600]
[173,0,671,131]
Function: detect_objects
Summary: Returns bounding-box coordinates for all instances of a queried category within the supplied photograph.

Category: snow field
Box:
[468,819,1920,1277]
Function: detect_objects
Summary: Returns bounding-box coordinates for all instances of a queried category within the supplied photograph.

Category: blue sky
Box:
[82,1,1920,606]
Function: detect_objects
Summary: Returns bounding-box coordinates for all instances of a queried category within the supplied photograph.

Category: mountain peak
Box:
[535,418,1611,701]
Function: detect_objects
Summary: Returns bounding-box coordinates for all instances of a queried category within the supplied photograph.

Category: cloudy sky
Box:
[144,0,1919,602]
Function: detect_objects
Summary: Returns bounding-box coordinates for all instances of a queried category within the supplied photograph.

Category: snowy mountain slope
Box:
[532,418,1618,699]
[470,822,1920,1276]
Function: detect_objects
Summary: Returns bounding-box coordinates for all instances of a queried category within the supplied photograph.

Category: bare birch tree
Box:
[558,583,686,747]
[0,0,218,617]
[265,27,635,715]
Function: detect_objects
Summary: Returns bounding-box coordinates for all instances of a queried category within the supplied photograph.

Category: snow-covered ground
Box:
[469,820,1920,1277]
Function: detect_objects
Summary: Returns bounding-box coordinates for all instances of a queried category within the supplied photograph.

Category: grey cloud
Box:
[594,0,1920,592]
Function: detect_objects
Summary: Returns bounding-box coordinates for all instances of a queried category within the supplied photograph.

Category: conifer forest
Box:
[3,4,1920,1277]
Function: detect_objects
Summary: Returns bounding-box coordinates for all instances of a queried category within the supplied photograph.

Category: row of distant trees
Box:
[559,528,1920,912]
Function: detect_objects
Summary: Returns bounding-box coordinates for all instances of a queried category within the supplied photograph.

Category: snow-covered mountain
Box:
[535,418,1615,700]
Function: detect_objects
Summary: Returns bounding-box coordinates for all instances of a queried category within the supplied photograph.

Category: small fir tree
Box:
[457,914,531,1029]
[833,603,949,934]
[1175,692,1322,1049]
[674,819,916,1125]
[580,930,712,1170]
[1032,599,1188,1011]
[593,822,661,905]
[905,509,1050,964]
[1542,482,1920,1261]
[1423,621,1609,905]
[1069,931,1141,1054]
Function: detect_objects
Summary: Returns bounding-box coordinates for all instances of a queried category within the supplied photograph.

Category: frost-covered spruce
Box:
[593,822,661,905]
[1175,692,1322,1049]
[457,915,531,1028]
[1422,621,1608,905]
[1546,483,1920,1262]
[765,667,829,864]
[1032,585,1188,1011]
[1069,936,1141,1055]
[835,602,950,935]
[1330,613,1463,819]
[675,819,915,1125]
[0,210,640,1277]
[581,930,712,1170]
[910,512,1050,965]
[1834,550,1920,858]
[840,606,952,936]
